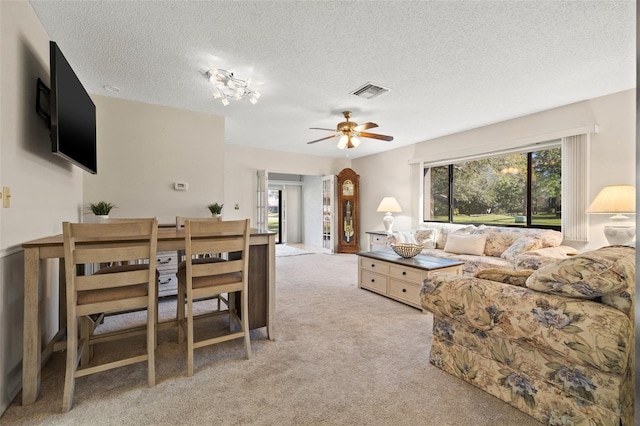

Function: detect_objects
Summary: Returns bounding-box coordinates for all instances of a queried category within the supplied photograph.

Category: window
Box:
[423,147,561,229]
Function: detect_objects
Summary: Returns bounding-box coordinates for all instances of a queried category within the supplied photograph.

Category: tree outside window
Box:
[424,147,561,229]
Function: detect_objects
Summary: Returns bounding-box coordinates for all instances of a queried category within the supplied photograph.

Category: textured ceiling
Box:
[29,1,635,159]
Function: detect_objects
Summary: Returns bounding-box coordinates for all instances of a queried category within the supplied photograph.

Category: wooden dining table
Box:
[21,227,276,405]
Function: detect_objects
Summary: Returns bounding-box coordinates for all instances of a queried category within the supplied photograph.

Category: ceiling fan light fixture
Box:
[221,98,230,106]
[337,135,349,149]
[350,136,361,148]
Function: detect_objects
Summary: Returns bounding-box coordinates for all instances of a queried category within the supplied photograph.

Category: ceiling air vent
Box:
[350,82,391,99]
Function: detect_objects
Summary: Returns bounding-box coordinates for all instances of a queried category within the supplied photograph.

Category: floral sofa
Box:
[420,245,635,426]
[387,222,577,276]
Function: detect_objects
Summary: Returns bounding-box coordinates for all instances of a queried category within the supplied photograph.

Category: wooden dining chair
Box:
[176,216,225,310]
[61,219,158,412]
[176,218,251,377]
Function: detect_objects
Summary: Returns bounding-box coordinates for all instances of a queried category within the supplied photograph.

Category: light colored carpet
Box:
[2,253,540,425]
[275,244,311,257]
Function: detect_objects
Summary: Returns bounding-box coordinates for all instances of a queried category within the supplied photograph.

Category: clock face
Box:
[342,180,354,196]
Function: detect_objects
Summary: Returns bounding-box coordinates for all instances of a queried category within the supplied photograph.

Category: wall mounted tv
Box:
[44,41,97,174]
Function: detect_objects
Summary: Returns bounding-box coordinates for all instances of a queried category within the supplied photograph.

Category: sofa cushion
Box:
[420,222,475,249]
[474,268,534,287]
[525,246,635,306]
[501,237,542,261]
[515,246,578,271]
[473,225,519,257]
[443,233,486,255]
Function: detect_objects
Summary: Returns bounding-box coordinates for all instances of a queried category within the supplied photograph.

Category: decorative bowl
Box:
[390,243,423,258]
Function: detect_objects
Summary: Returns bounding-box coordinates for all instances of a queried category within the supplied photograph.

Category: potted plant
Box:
[87,201,117,223]
[207,202,223,220]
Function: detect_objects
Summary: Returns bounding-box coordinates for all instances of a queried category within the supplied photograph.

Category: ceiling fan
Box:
[307,111,394,149]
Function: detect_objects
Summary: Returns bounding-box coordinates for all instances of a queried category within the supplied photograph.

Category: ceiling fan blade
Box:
[354,122,378,131]
[310,127,338,132]
[307,134,339,144]
[357,132,394,142]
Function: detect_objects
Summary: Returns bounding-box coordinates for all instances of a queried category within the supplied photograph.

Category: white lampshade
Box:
[586,185,635,215]
[376,197,402,213]
[376,197,402,233]
[586,184,636,246]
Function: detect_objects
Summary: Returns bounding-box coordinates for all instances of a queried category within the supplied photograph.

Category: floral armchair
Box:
[420,245,635,426]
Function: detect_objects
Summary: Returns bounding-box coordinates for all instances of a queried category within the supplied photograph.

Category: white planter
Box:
[95,214,109,223]
[211,214,222,221]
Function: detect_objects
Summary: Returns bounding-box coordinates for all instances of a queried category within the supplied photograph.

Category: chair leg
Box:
[62,317,78,412]
[79,317,92,367]
[177,281,185,344]
[147,298,156,387]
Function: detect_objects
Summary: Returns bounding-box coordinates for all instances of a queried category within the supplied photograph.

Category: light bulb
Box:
[350,136,361,147]
[227,80,236,89]
[337,135,348,149]
[254,91,261,99]
[221,98,230,106]
[213,91,222,99]
[250,96,258,104]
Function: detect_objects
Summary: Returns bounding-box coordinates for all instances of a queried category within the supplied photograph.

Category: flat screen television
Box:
[49,41,97,174]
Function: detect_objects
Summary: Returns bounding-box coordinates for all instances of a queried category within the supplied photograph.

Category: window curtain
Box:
[561,134,590,242]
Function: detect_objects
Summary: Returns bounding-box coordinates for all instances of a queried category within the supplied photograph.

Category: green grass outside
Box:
[268,212,279,233]
[431,214,560,227]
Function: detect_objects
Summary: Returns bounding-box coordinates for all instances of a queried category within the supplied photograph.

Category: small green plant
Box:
[207,202,223,215]
[87,201,117,215]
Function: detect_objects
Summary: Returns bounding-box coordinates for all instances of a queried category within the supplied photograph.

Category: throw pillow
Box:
[525,245,635,299]
[474,268,534,288]
[386,231,417,247]
[443,233,487,256]
[473,225,517,257]
[414,228,437,250]
[500,237,543,261]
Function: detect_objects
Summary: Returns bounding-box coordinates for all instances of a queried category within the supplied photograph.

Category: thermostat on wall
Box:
[174,182,188,191]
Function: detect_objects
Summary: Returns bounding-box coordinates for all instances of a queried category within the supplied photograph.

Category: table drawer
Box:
[388,278,421,306]
[360,269,387,293]
[359,257,390,274]
[158,275,178,297]
[389,265,425,284]
[156,251,177,273]
[371,234,387,245]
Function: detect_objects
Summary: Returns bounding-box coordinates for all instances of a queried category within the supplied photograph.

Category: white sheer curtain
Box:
[561,134,590,242]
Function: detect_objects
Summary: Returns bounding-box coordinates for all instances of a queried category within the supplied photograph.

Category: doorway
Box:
[268,188,283,244]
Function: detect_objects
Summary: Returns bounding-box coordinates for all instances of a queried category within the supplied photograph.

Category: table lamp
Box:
[377,197,402,233]
[585,184,636,245]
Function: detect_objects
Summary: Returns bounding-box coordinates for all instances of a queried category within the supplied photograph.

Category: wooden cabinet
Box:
[156,251,178,297]
[337,168,359,253]
[357,252,463,309]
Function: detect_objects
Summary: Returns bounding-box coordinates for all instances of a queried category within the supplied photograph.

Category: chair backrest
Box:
[63,218,159,315]
[183,218,250,283]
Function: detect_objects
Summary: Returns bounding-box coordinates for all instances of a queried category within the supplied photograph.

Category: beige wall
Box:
[223,144,350,225]
[0,0,84,413]
[84,96,225,223]
[353,89,636,250]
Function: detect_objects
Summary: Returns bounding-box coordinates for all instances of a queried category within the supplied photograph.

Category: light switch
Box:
[3,187,10,208]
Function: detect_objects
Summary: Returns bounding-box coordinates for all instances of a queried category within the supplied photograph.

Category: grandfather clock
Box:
[337,168,360,253]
